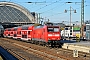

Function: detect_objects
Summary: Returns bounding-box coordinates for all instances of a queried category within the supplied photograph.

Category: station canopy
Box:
[0,2,35,23]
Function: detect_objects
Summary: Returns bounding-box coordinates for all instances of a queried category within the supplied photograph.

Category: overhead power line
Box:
[41,3,65,14]
[34,0,62,11]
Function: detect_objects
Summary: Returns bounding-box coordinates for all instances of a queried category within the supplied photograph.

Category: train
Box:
[61,25,86,40]
[61,26,73,38]
[3,24,61,47]
[0,24,4,37]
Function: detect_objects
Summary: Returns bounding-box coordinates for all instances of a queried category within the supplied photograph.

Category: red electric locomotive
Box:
[33,25,61,46]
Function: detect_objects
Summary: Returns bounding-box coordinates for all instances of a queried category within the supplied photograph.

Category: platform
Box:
[61,40,90,53]
[0,46,18,60]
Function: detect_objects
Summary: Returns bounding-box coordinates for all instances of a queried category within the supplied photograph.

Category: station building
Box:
[0,1,38,28]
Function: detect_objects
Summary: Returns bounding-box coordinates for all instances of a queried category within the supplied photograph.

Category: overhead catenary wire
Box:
[4,0,89,24]
[41,3,65,14]
[46,12,64,17]
[34,0,62,11]
[43,4,65,17]
[35,0,81,18]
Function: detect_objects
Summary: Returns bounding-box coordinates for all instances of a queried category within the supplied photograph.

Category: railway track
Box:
[0,38,43,60]
[53,48,90,60]
[0,38,90,60]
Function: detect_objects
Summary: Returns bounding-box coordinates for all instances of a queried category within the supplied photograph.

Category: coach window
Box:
[17,31,19,34]
[11,32,13,34]
[20,31,21,34]
[28,31,30,34]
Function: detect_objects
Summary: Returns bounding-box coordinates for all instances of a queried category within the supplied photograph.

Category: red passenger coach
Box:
[21,25,34,41]
[33,25,61,45]
[4,28,9,37]
[4,28,11,38]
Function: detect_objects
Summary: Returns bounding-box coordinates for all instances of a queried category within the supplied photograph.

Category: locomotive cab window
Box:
[47,27,59,32]
[54,28,59,32]
[48,28,53,32]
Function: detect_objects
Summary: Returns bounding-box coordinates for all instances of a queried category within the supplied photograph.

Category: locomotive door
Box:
[42,29,45,40]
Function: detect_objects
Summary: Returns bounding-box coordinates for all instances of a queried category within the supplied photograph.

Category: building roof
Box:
[0,2,35,23]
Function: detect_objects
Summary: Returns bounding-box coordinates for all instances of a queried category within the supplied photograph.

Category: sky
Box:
[2,0,90,24]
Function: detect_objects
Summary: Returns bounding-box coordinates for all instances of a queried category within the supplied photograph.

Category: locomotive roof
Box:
[22,24,34,26]
[34,25,44,28]
[46,25,60,27]
[21,24,34,30]
[34,25,60,29]
[22,26,29,30]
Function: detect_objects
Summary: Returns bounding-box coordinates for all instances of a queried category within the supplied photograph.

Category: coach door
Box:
[21,26,28,40]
